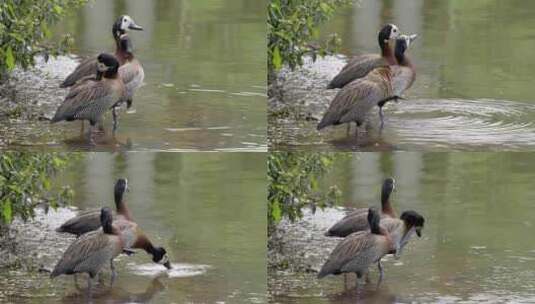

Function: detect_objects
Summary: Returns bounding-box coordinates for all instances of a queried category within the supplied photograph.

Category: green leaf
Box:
[3,201,12,223]
[272,46,282,70]
[271,200,282,223]
[5,47,15,71]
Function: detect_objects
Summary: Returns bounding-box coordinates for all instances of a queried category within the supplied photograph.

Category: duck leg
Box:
[87,274,94,297]
[127,98,133,109]
[80,121,85,136]
[88,122,97,145]
[112,106,119,133]
[377,260,384,286]
[346,123,351,136]
[379,106,385,130]
[110,260,117,286]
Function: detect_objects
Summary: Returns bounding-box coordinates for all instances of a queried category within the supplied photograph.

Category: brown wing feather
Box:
[61,57,98,88]
[51,231,110,277]
[318,231,374,277]
[328,54,387,89]
[52,79,119,123]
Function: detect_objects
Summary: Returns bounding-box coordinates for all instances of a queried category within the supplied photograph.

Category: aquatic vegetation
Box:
[0,153,75,226]
[0,0,87,79]
[268,152,345,230]
[267,0,351,73]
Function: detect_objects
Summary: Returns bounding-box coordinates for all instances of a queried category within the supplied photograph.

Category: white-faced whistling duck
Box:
[317,208,395,286]
[317,34,417,135]
[327,24,400,89]
[325,178,396,238]
[60,15,143,88]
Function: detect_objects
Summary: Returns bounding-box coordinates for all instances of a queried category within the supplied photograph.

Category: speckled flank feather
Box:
[60,57,98,88]
[52,77,126,124]
[327,54,389,89]
[56,210,102,236]
[317,67,393,130]
[50,229,123,278]
[118,58,144,100]
[317,231,392,278]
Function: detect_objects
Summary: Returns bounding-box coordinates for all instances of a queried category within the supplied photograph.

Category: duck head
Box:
[394,34,418,64]
[100,207,114,234]
[152,247,172,270]
[367,208,382,234]
[400,210,425,238]
[114,178,129,205]
[112,15,143,39]
[381,177,396,204]
[96,53,120,80]
[378,24,400,49]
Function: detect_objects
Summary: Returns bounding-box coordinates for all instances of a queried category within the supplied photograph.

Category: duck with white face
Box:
[52,53,127,145]
[317,33,418,135]
[60,15,143,89]
[327,24,401,89]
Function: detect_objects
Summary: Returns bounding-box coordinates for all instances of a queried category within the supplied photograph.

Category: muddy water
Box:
[0,0,266,151]
[269,153,535,303]
[269,0,535,151]
[0,153,266,303]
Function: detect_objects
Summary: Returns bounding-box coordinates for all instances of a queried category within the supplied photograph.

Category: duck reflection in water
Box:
[62,277,165,303]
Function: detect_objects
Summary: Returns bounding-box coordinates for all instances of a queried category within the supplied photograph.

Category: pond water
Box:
[269,152,535,303]
[268,0,535,151]
[0,0,266,151]
[0,152,267,303]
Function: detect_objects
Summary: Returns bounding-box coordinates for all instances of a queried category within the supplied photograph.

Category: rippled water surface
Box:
[268,0,535,151]
[269,153,535,303]
[0,0,266,151]
[0,153,266,303]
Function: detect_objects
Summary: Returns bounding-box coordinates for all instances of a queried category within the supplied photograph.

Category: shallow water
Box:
[0,153,267,303]
[269,0,535,151]
[0,0,266,151]
[269,152,535,303]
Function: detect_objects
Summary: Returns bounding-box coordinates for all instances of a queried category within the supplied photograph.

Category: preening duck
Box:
[317,208,395,285]
[325,178,396,237]
[327,24,400,89]
[50,207,125,294]
[51,53,127,144]
[60,15,143,88]
[317,34,417,135]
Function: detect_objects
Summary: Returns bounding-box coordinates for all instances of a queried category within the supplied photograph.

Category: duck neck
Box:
[103,69,119,80]
[135,234,156,255]
[381,40,396,65]
[115,49,133,65]
[114,191,132,220]
[381,191,395,217]
[102,221,114,234]
[96,71,104,81]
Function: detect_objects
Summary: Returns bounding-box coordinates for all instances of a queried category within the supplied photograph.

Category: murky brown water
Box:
[269,152,535,303]
[268,0,535,151]
[0,153,267,303]
[0,0,266,151]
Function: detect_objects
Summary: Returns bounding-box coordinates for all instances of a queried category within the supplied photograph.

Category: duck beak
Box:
[163,261,172,269]
[129,23,143,31]
[416,226,422,237]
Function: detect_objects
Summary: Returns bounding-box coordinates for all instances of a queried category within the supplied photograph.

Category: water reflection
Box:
[0,153,267,303]
[0,0,266,151]
[269,152,535,303]
[269,0,535,151]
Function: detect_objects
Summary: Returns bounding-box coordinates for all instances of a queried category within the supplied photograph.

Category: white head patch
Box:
[120,15,135,31]
[389,24,400,39]
[97,62,108,72]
